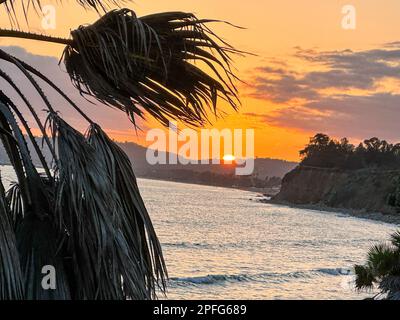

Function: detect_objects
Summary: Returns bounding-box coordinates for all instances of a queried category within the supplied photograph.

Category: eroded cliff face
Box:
[273,166,400,214]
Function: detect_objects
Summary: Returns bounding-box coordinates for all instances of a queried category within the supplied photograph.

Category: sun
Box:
[223,154,236,162]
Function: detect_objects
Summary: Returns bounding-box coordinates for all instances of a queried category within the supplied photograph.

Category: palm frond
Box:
[5,183,24,230]
[87,124,167,296]
[16,213,71,299]
[0,97,72,299]
[0,48,93,126]
[0,64,58,166]
[354,265,376,290]
[63,9,242,127]
[356,232,400,298]
[391,230,400,250]
[48,113,154,299]
[0,46,170,299]
[0,177,24,299]
[366,244,400,277]
[0,103,31,208]
[379,275,400,295]
[0,96,52,218]
[0,5,245,300]
[0,88,52,179]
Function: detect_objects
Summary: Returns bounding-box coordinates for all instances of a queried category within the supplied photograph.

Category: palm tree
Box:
[355,231,400,300]
[0,0,241,299]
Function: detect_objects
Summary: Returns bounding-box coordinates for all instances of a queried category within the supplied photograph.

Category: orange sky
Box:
[1,0,400,161]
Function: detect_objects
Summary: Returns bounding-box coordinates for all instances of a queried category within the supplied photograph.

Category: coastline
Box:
[137,175,279,194]
[5,161,398,225]
[1,164,278,194]
[141,175,400,225]
[262,198,400,225]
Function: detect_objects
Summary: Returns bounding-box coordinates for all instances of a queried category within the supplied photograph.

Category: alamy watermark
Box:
[146,121,255,176]
[342,4,356,30]
[39,4,358,32]
[41,5,57,30]
[41,265,56,290]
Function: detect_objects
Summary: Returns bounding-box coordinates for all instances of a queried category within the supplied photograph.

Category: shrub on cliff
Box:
[300,134,400,170]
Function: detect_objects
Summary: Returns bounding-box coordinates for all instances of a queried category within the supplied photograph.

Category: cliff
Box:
[273,166,400,214]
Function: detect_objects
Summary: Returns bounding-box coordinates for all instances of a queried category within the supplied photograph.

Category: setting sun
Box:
[223,154,236,162]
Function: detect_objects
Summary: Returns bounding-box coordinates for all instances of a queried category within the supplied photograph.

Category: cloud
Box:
[251,71,320,103]
[246,44,400,140]
[262,93,400,140]
[0,46,146,138]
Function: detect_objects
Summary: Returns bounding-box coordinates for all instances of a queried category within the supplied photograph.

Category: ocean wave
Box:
[163,239,370,251]
[315,268,353,276]
[162,241,249,250]
[162,242,211,249]
[169,268,354,286]
[170,274,252,285]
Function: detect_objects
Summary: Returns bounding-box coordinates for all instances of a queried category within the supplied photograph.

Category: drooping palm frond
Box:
[87,124,167,295]
[0,95,52,219]
[63,9,242,126]
[0,70,53,178]
[0,177,24,299]
[16,213,71,300]
[5,182,24,230]
[0,96,72,299]
[0,4,244,299]
[0,46,170,299]
[48,113,159,299]
[0,9,243,127]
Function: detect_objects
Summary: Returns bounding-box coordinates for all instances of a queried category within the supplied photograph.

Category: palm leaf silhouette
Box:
[0,1,243,299]
[63,9,241,126]
[355,239,400,299]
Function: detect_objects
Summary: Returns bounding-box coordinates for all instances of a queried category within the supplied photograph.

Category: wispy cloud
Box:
[246,44,400,140]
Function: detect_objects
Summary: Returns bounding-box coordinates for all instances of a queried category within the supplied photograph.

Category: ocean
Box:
[0,165,396,299]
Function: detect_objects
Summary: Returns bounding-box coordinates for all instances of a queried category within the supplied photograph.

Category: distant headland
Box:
[271,133,400,224]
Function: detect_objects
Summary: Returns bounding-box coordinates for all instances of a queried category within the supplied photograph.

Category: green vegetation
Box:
[355,231,400,300]
[300,133,400,170]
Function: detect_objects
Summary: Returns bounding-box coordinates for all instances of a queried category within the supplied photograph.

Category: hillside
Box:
[272,134,400,216]
[1,138,297,189]
[273,165,399,214]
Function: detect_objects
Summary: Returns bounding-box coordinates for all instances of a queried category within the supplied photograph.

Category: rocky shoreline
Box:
[261,198,400,225]
[265,165,400,225]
